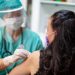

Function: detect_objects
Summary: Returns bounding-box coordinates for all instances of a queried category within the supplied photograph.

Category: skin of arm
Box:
[0,59,7,70]
[9,51,40,75]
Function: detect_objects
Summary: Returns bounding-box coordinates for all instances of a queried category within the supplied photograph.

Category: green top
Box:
[0,27,43,75]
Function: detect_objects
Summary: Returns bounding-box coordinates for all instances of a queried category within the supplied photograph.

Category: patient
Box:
[9,10,75,75]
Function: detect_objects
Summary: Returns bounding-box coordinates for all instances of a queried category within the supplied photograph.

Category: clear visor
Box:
[0,7,26,27]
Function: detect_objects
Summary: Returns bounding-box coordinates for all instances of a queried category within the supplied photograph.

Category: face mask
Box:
[45,31,56,47]
[46,36,49,46]
[5,16,23,30]
[0,18,5,27]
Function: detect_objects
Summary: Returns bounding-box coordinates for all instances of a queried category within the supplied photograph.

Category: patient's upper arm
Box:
[9,51,40,75]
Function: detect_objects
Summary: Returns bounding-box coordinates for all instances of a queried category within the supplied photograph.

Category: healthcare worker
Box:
[0,48,31,70]
[0,0,43,75]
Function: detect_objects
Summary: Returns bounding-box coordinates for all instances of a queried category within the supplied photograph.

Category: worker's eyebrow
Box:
[4,11,22,18]
[11,11,22,17]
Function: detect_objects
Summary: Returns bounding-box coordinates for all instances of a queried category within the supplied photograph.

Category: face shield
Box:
[0,7,26,30]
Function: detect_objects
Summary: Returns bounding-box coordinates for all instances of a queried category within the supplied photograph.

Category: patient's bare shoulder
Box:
[29,51,40,75]
[9,51,40,75]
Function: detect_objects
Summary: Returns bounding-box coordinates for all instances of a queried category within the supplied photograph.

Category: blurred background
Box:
[21,0,75,46]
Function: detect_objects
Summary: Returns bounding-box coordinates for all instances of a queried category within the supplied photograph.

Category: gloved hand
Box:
[14,48,31,58]
[3,49,31,66]
[3,55,20,66]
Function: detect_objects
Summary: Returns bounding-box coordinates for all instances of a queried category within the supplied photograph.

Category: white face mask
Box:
[5,16,23,30]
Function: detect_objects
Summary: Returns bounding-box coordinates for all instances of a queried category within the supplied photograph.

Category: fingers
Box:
[14,49,31,59]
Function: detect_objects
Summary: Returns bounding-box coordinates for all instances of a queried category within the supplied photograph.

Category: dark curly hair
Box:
[36,10,75,75]
[49,10,75,75]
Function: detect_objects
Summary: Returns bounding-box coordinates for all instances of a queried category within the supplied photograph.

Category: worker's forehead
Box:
[5,11,22,18]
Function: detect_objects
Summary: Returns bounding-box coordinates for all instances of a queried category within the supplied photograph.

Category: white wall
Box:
[20,0,27,11]
[31,1,75,46]
[67,0,75,2]
[31,0,41,32]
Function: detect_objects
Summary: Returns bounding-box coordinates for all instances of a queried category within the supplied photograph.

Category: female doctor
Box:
[0,0,43,75]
